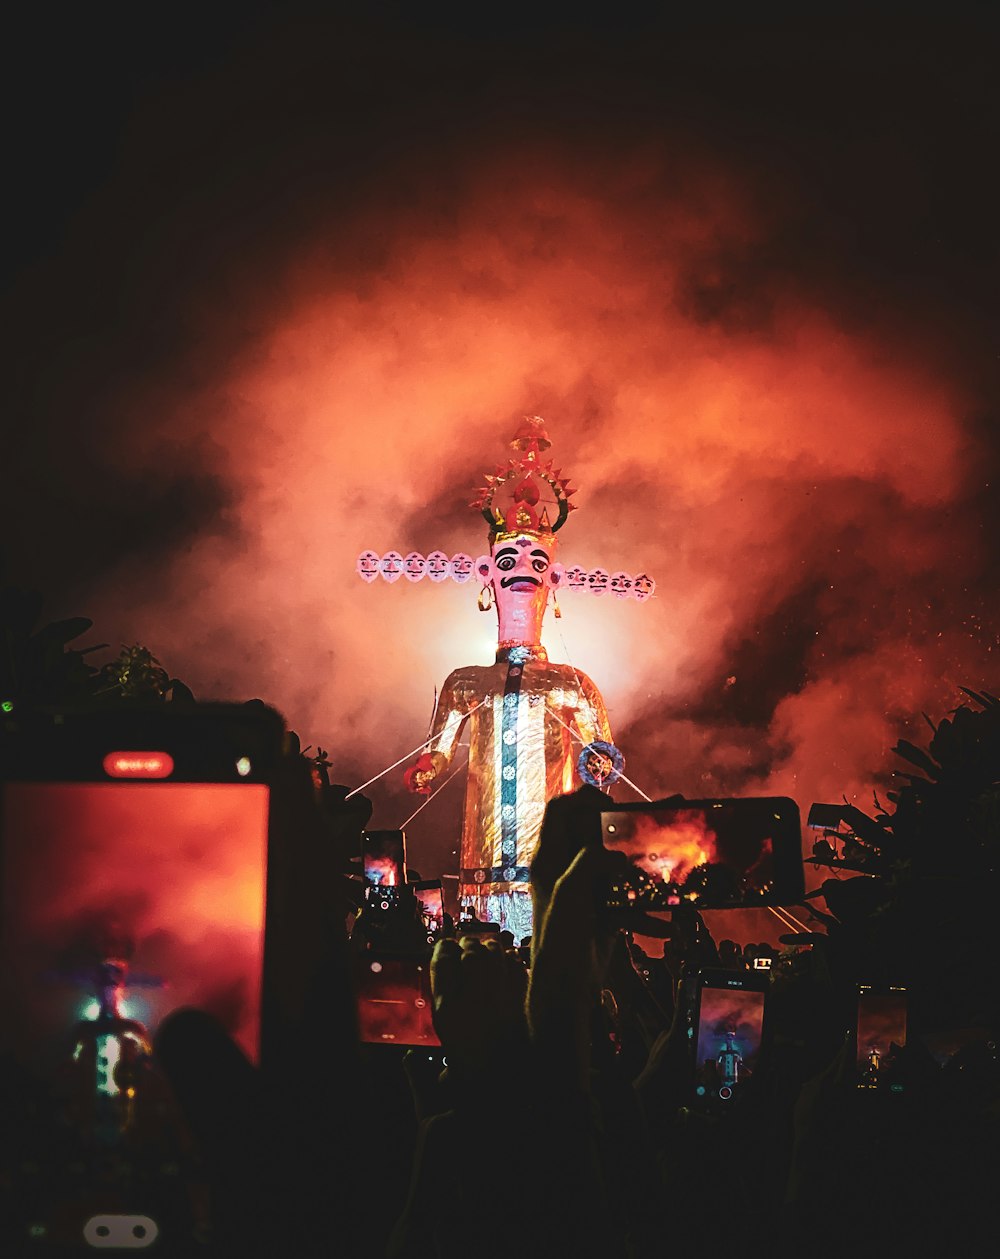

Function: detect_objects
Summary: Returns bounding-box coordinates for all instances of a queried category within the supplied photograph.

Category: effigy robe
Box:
[425,643,612,938]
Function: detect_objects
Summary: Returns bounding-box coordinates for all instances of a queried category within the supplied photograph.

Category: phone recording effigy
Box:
[0,702,288,1254]
[597,796,805,917]
[351,830,441,1047]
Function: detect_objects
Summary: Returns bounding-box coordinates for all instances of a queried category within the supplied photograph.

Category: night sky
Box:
[3,6,998,883]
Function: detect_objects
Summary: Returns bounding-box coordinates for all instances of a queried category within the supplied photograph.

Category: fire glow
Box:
[612,812,717,885]
[103,752,174,779]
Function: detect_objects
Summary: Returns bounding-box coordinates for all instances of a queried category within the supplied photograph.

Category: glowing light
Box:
[103,751,174,779]
[370,961,383,973]
[235,756,252,777]
[1,699,13,713]
[80,998,101,1021]
[95,1033,121,1096]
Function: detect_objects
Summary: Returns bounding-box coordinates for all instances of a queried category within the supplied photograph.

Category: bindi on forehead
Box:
[515,538,532,549]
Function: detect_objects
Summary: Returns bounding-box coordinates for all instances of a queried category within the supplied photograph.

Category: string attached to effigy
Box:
[547,616,652,801]
[398,745,470,829]
[345,697,488,799]
[766,904,811,934]
[545,703,654,803]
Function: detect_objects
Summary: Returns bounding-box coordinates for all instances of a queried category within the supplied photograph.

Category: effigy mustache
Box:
[500,574,542,589]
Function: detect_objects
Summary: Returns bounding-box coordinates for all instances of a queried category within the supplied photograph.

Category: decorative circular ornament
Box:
[577,740,625,787]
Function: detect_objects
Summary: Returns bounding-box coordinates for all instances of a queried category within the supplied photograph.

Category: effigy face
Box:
[485,534,564,643]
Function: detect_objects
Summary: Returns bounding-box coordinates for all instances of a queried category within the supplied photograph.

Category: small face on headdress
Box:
[403,552,426,582]
[610,572,633,599]
[633,573,655,602]
[426,550,450,582]
[357,550,380,583]
[587,567,609,596]
[380,551,404,583]
[450,553,474,583]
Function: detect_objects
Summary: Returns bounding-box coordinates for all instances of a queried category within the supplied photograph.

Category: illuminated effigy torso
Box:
[425,644,611,935]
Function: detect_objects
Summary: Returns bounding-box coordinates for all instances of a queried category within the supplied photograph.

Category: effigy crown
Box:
[471,417,577,542]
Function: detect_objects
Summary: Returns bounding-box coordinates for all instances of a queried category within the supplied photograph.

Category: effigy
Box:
[356,418,654,938]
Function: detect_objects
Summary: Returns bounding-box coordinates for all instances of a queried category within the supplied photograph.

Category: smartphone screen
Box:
[694,978,766,1103]
[0,705,283,1254]
[354,953,439,1046]
[363,830,406,901]
[1,780,269,1068]
[856,985,907,1087]
[412,880,444,935]
[601,797,803,909]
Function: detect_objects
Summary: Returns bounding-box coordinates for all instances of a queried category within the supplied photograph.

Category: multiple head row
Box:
[356,550,655,600]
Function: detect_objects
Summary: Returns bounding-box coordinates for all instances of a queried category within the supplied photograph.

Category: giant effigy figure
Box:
[357,419,655,938]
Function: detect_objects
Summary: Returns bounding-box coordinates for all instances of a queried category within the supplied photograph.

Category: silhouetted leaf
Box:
[33,617,94,646]
[168,679,196,704]
[821,876,886,923]
[959,687,995,709]
[893,740,940,779]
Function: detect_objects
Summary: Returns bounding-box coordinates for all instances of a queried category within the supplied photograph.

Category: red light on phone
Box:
[103,751,175,779]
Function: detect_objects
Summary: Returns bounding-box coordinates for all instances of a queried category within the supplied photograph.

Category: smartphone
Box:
[455,916,501,939]
[600,796,804,911]
[363,830,407,910]
[856,983,907,1089]
[353,952,439,1046]
[0,704,283,1254]
[691,970,767,1105]
[412,879,444,939]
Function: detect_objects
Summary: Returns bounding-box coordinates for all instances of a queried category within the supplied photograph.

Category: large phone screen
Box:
[0,781,269,1069]
[601,797,802,908]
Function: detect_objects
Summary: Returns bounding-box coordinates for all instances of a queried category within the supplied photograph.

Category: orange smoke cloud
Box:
[13,138,996,899]
[2,783,268,1063]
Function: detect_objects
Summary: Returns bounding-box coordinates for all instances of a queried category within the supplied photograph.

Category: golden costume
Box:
[425,644,612,935]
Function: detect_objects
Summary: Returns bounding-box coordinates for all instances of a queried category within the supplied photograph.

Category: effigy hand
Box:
[403,752,438,794]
